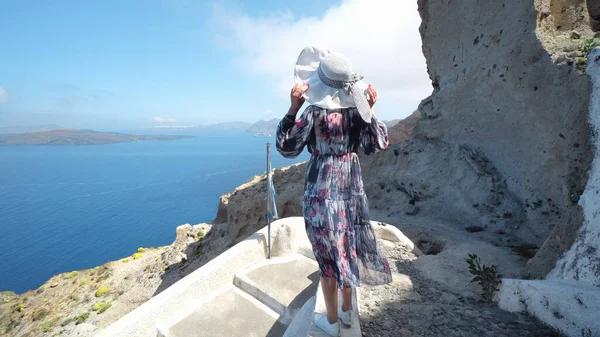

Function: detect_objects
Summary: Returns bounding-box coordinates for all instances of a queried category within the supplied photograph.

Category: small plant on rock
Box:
[13,303,24,312]
[75,312,89,325]
[61,317,76,326]
[465,253,502,301]
[93,300,112,314]
[197,229,205,240]
[80,279,89,286]
[95,285,109,297]
[32,308,50,321]
[42,320,53,332]
[583,38,598,55]
[132,252,143,260]
[64,271,78,279]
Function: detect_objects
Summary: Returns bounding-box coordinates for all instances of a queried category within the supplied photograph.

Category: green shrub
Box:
[583,38,598,55]
[465,253,502,301]
[43,320,53,332]
[70,293,78,301]
[61,317,75,326]
[197,229,205,240]
[144,264,151,271]
[95,285,110,297]
[13,303,24,312]
[93,300,112,314]
[121,258,130,263]
[576,57,588,74]
[75,312,89,325]
[80,279,89,286]
[137,247,145,253]
[64,271,78,279]
[132,252,143,260]
[32,308,49,321]
[98,300,112,313]
[162,265,170,271]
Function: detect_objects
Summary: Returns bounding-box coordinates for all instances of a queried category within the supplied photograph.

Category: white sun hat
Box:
[294,46,372,123]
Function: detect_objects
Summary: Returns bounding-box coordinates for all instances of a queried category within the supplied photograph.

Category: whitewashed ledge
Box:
[93,217,411,337]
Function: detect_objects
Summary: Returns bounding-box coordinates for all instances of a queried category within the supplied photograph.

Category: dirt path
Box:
[359,225,560,337]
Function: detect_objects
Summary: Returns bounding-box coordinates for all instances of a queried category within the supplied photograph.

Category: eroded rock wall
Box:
[548,48,600,286]
[416,0,593,277]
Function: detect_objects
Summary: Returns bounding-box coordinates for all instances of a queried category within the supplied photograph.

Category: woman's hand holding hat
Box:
[367,85,377,108]
[290,83,309,112]
[367,85,378,118]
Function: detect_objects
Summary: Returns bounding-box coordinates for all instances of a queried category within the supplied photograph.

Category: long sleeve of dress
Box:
[276,106,315,158]
[360,115,389,155]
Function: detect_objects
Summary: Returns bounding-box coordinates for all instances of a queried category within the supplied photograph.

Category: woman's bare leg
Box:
[340,286,352,311]
[320,277,339,324]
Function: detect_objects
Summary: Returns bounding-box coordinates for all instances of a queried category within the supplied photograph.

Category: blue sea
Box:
[0,130,309,294]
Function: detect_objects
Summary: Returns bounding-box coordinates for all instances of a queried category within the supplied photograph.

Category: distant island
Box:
[195,121,253,131]
[152,119,279,136]
[0,129,194,146]
[0,124,64,134]
[246,118,280,136]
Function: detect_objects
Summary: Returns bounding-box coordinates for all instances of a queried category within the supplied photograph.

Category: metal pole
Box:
[266,142,271,259]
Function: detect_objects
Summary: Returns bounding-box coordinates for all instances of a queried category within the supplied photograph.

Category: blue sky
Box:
[0,0,430,129]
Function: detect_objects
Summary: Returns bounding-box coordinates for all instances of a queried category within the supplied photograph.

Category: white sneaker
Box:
[338,306,353,326]
[314,314,340,336]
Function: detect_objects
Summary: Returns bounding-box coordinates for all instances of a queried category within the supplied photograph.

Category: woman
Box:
[276,46,392,336]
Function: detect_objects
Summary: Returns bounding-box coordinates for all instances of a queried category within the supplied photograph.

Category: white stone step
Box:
[233,254,319,324]
[157,286,286,337]
[283,296,317,337]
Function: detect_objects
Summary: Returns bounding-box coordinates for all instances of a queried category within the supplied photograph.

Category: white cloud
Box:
[212,0,431,117]
[153,117,177,123]
[0,87,10,104]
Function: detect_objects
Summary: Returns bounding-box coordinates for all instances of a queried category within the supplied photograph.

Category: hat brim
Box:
[294,46,368,110]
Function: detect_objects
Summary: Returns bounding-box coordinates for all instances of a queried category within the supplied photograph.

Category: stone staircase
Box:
[96,218,411,337]
[157,251,363,337]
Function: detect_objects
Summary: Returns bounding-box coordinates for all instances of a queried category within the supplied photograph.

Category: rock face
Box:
[359,139,524,235]
[215,163,305,244]
[588,0,600,31]
[548,47,600,286]
[416,0,594,278]
[387,110,421,145]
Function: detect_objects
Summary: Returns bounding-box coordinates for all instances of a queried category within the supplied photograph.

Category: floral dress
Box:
[276,105,392,288]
